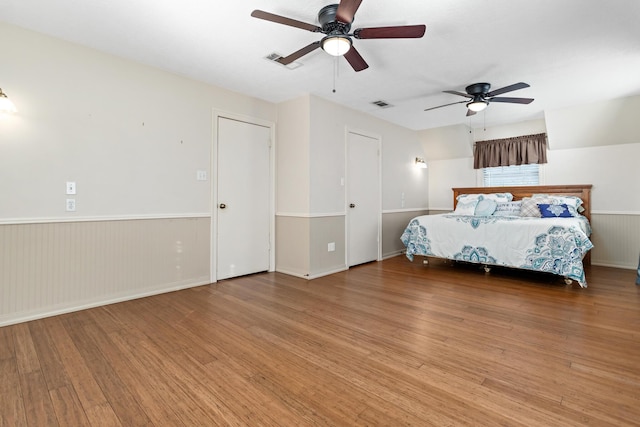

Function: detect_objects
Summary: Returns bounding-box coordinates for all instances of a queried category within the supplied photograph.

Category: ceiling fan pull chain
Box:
[333,56,338,93]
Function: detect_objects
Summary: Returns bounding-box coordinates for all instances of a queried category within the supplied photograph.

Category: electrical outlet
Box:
[66,199,76,212]
[328,242,335,252]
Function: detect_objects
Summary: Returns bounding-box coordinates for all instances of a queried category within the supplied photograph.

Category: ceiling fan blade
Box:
[251,10,321,32]
[486,82,529,97]
[443,90,472,98]
[336,0,363,24]
[489,97,534,104]
[466,109,477,117]
[276,42,322,65]
[343,46,369,72]
[354,24,426,39]
[424,100,467,112]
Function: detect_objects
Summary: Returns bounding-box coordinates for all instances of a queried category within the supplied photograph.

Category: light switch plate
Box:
[66,181,76,195]
[196,170,207,181]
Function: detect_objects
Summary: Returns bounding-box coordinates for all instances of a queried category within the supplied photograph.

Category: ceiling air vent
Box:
[372,100,393,109]
[265,52,303,70]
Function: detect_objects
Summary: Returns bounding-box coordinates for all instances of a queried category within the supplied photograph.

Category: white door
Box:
[216,117,271,280]
[347,131,380,267]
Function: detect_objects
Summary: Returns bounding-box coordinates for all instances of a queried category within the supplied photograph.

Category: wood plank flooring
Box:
[1,256,639,426]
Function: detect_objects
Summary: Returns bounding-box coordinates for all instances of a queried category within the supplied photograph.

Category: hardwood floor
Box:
[1,256,639,426]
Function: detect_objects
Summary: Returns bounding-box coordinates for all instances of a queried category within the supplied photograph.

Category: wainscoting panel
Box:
[590,213,640,269]
[382,210,429,259]
[0,217,210,326]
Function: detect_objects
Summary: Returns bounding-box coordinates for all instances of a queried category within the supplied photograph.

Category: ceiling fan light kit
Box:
[251,0,426,72]
[322,35,352,56]
[467,99,488,112]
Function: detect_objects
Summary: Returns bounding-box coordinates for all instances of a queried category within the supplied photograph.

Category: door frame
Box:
[344,127,382,267]
[211,110,276,283]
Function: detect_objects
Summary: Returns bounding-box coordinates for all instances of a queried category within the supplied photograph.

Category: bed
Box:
[400,185,594,287]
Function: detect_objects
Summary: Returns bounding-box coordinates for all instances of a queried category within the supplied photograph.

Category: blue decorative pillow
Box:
[538,203,573,218]
[475,199,498,216]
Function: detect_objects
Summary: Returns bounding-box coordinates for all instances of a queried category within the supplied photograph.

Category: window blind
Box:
[483,164,539,187]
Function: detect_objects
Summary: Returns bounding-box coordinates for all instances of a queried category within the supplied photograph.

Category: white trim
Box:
[382,208,429,214]
[381,208,640,216]
[276,212,346,218]
[380,210,640,216]
[276,267,349,280]
[591,261,636,270]
[274,268,309,279]
[382,251,404,260]
[0,278,211,328]
[345,127,383,268]
[211,110,277,284]
[308,266,349,280]
[0,213,210,225]
[591,211,640,216]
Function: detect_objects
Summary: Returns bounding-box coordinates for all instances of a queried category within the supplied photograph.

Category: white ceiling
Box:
[2,0,640,130]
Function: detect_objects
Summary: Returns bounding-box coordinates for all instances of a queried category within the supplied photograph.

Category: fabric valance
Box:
[473,133,548,169]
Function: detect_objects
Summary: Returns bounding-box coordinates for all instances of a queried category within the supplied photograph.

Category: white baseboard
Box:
[382,251,405,260]
[591,261,636,270]
[0,277,211,328]
[276,266,349,280]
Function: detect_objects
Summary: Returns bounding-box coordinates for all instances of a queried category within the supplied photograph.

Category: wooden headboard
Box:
[452,185,593,223]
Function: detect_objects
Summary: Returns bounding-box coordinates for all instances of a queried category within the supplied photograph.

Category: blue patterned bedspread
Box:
[400,214,594,287]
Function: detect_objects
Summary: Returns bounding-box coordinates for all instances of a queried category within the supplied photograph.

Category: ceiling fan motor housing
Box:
[319,4,352,33]
[466,82,491,96]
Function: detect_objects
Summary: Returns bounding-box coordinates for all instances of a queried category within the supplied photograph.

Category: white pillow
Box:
[453,199,479,215]
[456,193,513,204]
[493,201,522,217]
[519,197,554,217]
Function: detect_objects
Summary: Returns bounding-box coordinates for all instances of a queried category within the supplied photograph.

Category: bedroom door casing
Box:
[346,130,381,267]
[215,116,272,280]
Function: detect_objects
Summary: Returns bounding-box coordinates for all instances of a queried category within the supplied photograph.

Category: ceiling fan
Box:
[424,82,534,116]
[251,0,426,72]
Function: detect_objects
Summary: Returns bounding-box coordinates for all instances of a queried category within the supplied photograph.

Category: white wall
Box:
[309,95,428,213]
[276,96,311,215]
[545,96,640,150]
[0,23,277,221]
[544,96,640,212]
[427,157,477,210]
[422,119,548,210]
[418,124,473,160]
[0,22,279,325]
[471,119,547,142]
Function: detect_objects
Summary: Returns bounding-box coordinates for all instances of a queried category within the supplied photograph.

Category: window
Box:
[483,163,539,187]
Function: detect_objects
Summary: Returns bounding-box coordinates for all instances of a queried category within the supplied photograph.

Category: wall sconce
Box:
[415,157,427,169]
[0,88,17,114]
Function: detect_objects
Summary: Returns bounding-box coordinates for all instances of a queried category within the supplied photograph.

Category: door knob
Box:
[349,203,356,208]
[219,203,226,209]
